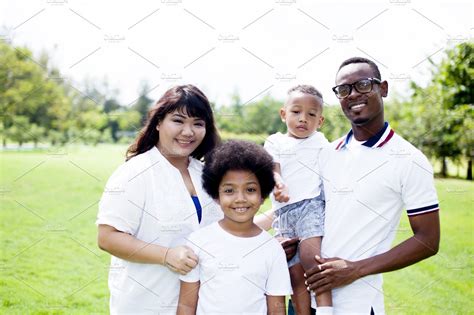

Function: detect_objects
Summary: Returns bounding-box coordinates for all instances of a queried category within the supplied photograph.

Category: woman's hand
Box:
[164,246,199,275]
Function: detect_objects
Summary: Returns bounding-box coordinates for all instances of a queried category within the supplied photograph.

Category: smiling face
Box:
[217,170,263,232]
[280,91,324,139]
[335,63,388,136]
[156,110,206,161]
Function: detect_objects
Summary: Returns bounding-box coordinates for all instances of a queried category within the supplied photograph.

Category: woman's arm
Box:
[254,209,274,231]
[98,224,198,274]
[177,281,200,315]
[266,295,286,315]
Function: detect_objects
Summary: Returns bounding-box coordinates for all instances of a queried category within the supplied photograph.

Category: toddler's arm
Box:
[273,163,289,203]
[177,280,200,315]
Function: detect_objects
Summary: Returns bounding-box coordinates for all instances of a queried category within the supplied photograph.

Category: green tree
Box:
[132,82,153,126]
[412,43,473,179]
[0,42,70,146]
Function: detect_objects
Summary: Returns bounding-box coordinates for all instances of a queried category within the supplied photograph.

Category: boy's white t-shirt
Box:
[264,131,329,210]
[180,222,293,315]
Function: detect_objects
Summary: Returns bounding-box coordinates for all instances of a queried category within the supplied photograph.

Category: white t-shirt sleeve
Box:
[265,241,293,296]
[401,151,439,216]
[96,163,145,235]
[180,233,201,283]
[264,134,281,164]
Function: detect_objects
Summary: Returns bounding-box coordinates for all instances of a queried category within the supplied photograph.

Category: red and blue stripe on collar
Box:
[335,122,395,150]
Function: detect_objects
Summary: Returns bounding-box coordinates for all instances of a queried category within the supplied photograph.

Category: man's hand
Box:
[304,256,362,294]
[164,246,199,275]
[276,237,299,261]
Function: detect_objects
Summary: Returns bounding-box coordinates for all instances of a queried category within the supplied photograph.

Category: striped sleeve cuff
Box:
[407,204,439,216]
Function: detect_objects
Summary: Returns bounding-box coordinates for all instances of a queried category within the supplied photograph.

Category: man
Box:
[304,57,440,314]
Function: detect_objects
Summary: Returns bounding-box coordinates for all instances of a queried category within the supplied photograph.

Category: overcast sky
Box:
[1,0,472,107]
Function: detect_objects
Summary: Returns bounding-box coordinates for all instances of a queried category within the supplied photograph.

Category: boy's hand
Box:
[273,172,289,203]
[164,246,199,275]
[276,237,299,261]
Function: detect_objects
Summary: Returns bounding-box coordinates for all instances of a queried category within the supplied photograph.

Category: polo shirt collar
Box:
[335,122,395,150]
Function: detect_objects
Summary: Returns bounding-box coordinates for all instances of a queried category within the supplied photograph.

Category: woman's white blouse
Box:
[97,146,222,314]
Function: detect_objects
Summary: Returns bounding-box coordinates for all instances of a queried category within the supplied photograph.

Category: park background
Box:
[1,0,472,314]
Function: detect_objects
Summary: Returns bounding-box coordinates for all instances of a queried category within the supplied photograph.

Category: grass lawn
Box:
[1,144,472,314]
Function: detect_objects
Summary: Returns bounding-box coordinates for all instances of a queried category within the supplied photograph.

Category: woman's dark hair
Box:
[202,140,275,199]
[126,85,220,161]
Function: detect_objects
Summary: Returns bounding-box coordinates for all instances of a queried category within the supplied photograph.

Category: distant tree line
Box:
[1,41,472,179]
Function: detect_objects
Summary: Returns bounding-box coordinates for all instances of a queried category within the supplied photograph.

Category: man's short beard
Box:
[352,117,370,125]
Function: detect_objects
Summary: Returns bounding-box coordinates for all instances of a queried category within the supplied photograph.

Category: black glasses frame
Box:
[332,78,382,99]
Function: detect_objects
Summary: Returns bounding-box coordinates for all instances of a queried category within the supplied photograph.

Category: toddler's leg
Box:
[289,263,311,315]
[299,237,333,310]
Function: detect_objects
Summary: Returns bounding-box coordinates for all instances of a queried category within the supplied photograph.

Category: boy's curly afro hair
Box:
[202,140,275,200]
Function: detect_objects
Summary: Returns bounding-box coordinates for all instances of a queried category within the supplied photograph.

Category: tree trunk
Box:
[467,158,473,180]
[441,157,448,178]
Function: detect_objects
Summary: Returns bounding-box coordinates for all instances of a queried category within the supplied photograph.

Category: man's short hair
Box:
[338,57,381,80]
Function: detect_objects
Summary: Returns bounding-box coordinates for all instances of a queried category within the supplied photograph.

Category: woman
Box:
[97,85,222,314]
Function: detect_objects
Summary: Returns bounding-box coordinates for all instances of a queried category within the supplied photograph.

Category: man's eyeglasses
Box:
[332,78,381,99]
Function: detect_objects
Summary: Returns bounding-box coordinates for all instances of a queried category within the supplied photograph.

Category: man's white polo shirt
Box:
[319,122,439,314]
